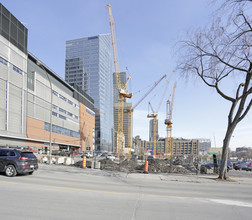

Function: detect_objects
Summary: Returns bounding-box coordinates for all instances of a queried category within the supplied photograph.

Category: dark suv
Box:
[0,148,38,177]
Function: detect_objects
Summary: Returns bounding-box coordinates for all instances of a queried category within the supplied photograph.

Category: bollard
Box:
[82,156,86,168]
[144,160,148,174]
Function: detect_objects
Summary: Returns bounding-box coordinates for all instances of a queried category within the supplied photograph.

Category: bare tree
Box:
[177,1,252,179]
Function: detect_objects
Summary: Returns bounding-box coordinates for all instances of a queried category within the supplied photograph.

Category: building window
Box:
[44,122,79,138]
[59,108,67,114]
[67,112,73,117]
[53,90,59,96]
[59,114,66,120]
[52,111,58,117]
[13,65,23,75]
[0,56,8,66]
[59,94,67,102]
[86,108,95,116]
[67,100,73,105]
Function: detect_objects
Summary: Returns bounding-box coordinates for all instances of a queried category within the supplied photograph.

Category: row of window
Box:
[13,65,23,75]
[0,56,23,75]
[52,105,79,120]
[44,122,79,138]
[0,56,8,65]
[52,90,79,109]
[86,108,95,117]
[52,111,67,120]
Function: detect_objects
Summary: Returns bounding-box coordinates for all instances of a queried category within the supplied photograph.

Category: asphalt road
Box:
[0,164,252,220]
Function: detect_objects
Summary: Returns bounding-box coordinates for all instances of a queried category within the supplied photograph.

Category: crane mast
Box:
[165,80,177,159]
[147,102,158,157]
[147,72,174,158]
[107,4,132,158]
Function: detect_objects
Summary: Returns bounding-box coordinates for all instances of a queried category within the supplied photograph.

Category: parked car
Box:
[81,152,93,158]
[106,154,115,160]
[234,163,248,170]
[0,148,38,177]
[147,156,154,161]
[246,166,252,171]
[200,160,232,173]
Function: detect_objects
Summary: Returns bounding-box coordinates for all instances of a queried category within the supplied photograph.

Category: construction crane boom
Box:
[107,4,120,87]
[125,74,167,158]
[107,4,132,158]
[165,80,177,158]
[156,70,175,113]
[132,74,166,110]
[147,72,174,158]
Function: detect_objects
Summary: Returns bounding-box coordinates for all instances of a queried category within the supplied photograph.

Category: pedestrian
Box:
[194,161,199,175]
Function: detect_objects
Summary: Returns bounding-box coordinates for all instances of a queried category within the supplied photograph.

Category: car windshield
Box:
[21,152,36,158]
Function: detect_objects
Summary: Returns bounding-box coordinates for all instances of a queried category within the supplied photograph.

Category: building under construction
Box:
[135,137,200,158]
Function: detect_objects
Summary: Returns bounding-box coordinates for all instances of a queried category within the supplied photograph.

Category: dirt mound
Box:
[100,158,120,171]
[73,160,83,168]
[119,160,143,173]
[148,160,190,174]
[73,158,195,174]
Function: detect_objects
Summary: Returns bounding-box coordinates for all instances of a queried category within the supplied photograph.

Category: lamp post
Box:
[37,62,53,164]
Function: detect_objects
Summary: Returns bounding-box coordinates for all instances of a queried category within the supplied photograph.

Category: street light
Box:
[37,61,53,164]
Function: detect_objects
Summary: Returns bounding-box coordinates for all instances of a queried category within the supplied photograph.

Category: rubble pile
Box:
[119,160,143,173]
[100,158,120,171]
[148,160,190,174]
[73,160,83,168]
[73,158,197,174]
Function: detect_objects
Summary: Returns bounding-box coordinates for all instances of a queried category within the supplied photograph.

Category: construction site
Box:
[37,5,200,174]
[107,4,181,162]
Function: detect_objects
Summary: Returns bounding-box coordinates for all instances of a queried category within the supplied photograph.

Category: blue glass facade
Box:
[65,34,113,152]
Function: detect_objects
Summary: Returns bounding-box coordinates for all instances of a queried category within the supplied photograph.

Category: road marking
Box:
[1,180,251,208]
[209,199,252,208]
[0,180,18,184]
[0,180,187,199]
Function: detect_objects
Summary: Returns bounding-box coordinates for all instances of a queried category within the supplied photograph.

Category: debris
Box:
[72,158,196,174]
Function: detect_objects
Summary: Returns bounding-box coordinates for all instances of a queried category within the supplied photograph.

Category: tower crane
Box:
[107,4,132,158]
[165,80,177,159]
[125,74,167,159]
[147,72,175,158]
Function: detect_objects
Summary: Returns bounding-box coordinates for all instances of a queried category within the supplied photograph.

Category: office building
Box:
[0,3,95,152]
[65,34,114,152]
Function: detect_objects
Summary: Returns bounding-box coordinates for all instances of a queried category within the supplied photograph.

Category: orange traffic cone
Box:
[144,160,148,174]
[82,156,86,168]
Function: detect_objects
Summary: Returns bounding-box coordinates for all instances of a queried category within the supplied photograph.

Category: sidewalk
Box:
[126,172,252,185]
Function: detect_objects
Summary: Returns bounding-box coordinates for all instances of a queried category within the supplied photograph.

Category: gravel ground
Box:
[36,163,252,186]
[228,169,252,178]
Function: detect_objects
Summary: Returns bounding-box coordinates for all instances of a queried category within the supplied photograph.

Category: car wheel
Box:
[5,165,17,177]
[29,171,34,175]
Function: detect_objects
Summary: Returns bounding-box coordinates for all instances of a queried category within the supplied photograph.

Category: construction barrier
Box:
[82,156,86,168]
[144,160,148,174]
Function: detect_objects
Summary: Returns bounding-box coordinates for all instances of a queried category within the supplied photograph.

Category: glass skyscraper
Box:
[65,34,113,152]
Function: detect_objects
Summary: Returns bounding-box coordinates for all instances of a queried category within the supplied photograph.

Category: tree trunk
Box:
[219,124,235,179]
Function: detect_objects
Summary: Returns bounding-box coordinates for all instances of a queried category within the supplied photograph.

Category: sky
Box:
[1,0,251,150]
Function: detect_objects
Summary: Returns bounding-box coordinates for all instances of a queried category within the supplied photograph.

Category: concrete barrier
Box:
[64,157,73,165]
[94,161,101,169]
[56,157,65,164]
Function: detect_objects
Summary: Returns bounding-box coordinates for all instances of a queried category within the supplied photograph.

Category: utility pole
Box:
[37,62,53,164]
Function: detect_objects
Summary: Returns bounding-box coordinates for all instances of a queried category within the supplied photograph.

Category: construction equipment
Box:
[147,72,175,158]
[107,4,132,158]
[125,74,167,159]
[165,80,177,159]
[147,102,158,157]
